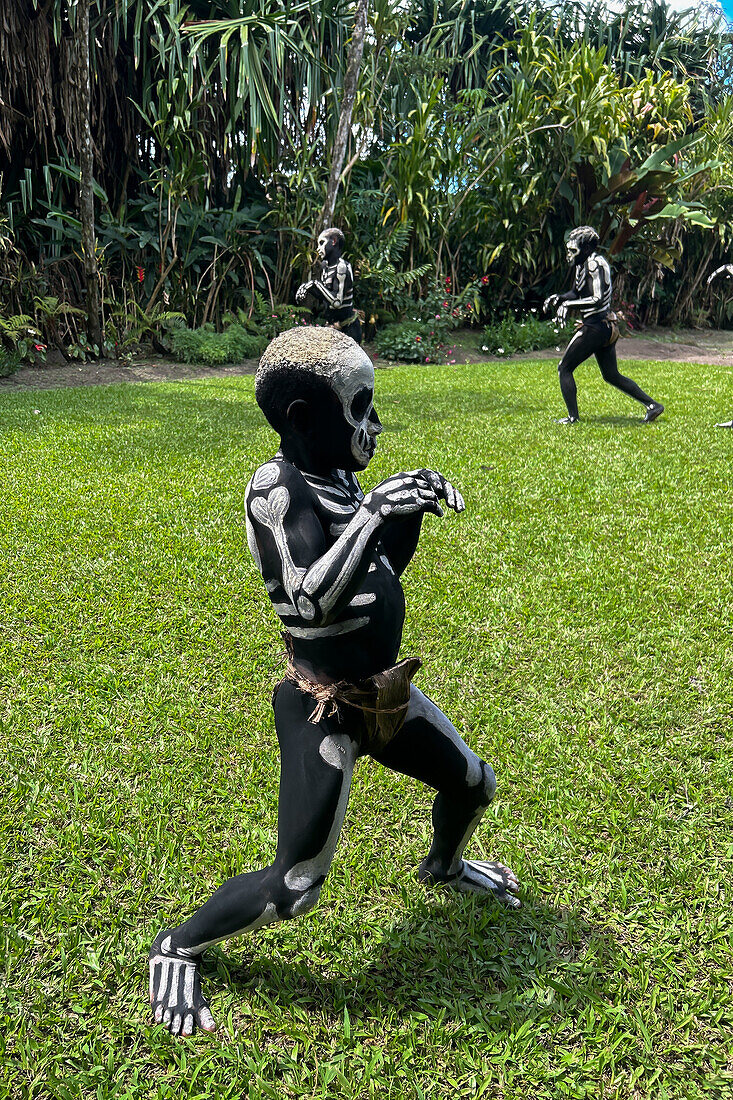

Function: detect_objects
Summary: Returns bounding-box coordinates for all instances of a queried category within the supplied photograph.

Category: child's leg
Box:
[372,686,519,906]
[149,681,358,1034]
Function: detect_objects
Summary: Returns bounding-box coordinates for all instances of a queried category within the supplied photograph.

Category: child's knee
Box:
[268,867,325,920]
[286,882,323,918]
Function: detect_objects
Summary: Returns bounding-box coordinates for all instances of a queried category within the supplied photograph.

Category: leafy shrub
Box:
[481,312,571,356]
[375,322,444,363]
[171,322,268,366]
[392,275,486,340]
[0,346,22,376]
[0,312,45,366]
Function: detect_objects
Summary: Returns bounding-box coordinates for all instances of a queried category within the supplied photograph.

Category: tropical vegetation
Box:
[1,0,733,366]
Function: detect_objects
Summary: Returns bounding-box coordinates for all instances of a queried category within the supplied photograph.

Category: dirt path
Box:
[507,328,733,367]
[0,327,731,392]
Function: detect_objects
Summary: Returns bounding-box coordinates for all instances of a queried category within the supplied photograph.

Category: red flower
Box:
[415,335,421,341]
[136,266,145,283]
[481,275,489,285]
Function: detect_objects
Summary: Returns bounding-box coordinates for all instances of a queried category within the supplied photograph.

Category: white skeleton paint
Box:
[554,252,612,325]
[295,230,356,325]
[544,227,612,326]
[284,732,358,893]
[707,264,733,286]
[707,266,733,425]
[149,934,216,1037]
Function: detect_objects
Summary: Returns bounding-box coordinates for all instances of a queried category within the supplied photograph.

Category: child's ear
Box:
[285,398,311,436]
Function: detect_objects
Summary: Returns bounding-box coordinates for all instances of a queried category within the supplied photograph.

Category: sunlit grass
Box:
[1,356,732,1098]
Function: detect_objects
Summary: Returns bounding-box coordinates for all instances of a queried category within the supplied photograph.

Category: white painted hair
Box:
[257,326,360,386]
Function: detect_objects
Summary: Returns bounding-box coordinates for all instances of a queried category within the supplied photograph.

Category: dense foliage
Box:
[1,0,733,362]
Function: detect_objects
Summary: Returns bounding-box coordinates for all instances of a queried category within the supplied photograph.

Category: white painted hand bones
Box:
[543,294,571,324]
[364,470,465,519]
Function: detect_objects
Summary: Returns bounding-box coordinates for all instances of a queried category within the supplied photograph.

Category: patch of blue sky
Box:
[603,0,728,22]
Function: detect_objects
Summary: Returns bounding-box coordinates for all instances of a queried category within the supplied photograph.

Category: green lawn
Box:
[1,357,732,1099]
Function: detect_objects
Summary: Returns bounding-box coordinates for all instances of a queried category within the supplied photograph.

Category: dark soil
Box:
[1,327,731,392]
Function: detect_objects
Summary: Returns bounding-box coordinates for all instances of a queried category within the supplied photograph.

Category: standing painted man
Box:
[544,226,664,425]
[296,227,362,344]
[148,326,519,1037]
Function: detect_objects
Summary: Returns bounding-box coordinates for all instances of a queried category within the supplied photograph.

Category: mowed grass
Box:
[1,356,732,1100]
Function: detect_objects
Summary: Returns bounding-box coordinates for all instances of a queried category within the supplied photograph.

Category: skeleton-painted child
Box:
[544,225,664,425]
[149,325,520,1037]
[707,264,733,427]
[296,226,362,344]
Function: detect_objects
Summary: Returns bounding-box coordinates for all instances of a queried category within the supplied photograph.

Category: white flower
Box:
[481,345,489,351]
[497,347,505,354]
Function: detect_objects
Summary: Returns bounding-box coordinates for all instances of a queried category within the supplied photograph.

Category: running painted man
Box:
[544,226,664,425]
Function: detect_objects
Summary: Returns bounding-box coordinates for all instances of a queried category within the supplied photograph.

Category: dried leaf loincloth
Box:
[281,632,421,753]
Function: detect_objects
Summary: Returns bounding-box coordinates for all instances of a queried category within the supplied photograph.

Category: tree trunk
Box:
[320,0,369,231]
[76,0,102,352]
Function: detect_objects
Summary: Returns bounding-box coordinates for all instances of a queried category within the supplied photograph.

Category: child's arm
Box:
[377,469,464,576]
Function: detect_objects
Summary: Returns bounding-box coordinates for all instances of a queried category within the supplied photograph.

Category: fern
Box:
[0,314,36,344]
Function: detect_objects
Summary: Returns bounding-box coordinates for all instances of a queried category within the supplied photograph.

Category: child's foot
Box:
[149,930,216,1036]
[715,420,733,428]
[556,416,579,425]
[643,402,664,423]
[419,859,521,908]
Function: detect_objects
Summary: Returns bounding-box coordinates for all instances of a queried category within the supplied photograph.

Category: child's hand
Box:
[364,472,443,519]
[413,469,465,513]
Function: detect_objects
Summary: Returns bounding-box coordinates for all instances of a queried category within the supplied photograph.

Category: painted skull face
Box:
[331,346,382,468]
[566,238,582,265]
[317,232,338,263]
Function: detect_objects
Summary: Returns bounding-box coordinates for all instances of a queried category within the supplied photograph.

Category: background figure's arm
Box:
[562,258,604,313]
[543,289,577,314]
[707,264,733,286]
[307,263,347,309]
[247,466,441,626]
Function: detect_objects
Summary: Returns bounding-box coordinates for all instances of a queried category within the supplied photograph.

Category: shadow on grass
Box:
[209,893,609,1022]
[582,413,652,428]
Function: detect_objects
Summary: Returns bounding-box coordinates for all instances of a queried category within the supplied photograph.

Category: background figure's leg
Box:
[372,687,520,907]
[595,344,654,407]
[557,327,594,420]
[149,681,359,1034]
